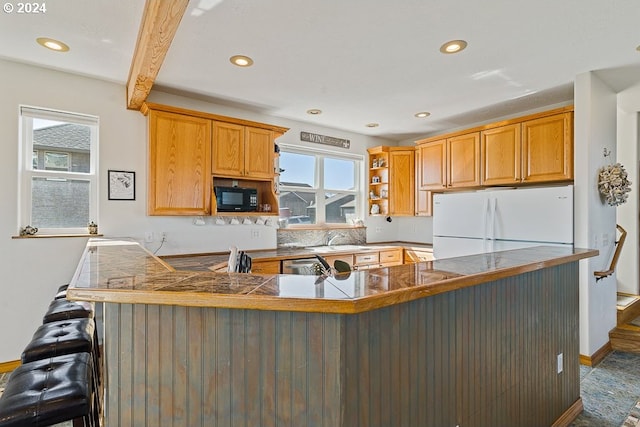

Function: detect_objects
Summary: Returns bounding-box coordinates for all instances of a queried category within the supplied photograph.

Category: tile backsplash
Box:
[277,227,366,248]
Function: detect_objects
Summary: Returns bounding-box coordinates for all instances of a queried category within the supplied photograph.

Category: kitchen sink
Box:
[309,245,370,253]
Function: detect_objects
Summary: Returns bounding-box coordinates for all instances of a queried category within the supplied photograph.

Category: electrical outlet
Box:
[144,232,153,243]
[602,233,610,248]
[557,353,563,374]
[251,229,260,239]
[375,227,382,233]
[161,232,167,241]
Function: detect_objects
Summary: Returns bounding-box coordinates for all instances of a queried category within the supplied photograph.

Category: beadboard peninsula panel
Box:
[104,262,579,427]
[341,263,579,426]
[105,305,344,427]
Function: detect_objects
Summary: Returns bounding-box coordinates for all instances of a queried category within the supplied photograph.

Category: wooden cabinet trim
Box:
[415,105,573,145]
[142,102,289,134]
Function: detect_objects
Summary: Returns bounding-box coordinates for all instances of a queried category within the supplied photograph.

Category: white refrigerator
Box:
[432,185,574,259]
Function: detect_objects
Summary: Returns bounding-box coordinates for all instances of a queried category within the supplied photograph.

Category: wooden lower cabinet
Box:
[352,248,402,269]
[323,254,354,269]
[353,252,380,270]
[404,249,434,263]
[379,249,402,266]
[250,259,280,274]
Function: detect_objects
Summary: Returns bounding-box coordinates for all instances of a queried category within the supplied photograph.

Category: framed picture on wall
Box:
[108,170,135,200]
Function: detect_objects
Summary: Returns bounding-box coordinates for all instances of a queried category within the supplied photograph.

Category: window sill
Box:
[12,234,104,239]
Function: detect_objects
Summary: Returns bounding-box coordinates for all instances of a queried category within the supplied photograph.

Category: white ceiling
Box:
[0,0,638,140]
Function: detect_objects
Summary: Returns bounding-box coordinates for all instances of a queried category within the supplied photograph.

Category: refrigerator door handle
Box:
[490,197,497,241]
[482,198,489,241]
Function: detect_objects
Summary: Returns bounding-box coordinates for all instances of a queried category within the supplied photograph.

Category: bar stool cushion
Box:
[56,284,69,293]
[0,353,94,427]
[43,299,93,324]
[21,318,95,364]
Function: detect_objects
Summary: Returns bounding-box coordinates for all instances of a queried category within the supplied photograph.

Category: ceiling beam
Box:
[126,0,189,110]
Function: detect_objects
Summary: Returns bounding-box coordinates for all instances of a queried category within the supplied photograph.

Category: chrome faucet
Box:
[326,231,346,246]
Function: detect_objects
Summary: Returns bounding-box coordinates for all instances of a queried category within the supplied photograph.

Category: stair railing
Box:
[594,224,627,282]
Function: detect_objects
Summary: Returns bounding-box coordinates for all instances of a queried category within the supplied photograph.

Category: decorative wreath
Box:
[598,163,632,206]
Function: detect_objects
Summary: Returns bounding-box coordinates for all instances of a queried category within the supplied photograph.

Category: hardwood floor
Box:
[611,294,640,354]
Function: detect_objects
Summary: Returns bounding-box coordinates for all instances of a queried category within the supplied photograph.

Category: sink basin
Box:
[310,245,369,253]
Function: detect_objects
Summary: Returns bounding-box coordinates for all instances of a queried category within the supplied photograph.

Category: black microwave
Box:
[214,186,258,212]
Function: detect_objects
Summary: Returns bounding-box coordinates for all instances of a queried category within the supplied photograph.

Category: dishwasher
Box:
[281,258,320,275]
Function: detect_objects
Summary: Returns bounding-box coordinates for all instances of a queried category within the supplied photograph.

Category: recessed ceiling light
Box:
[230,55,254,67]
[414,112,431,118]
[306,109,322,115]
[36,37,70,52]
[365,123,379,128]
[440,40,467,54]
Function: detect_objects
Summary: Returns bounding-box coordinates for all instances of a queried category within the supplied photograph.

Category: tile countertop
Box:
[160,241,432,271]
[66,238,597,314]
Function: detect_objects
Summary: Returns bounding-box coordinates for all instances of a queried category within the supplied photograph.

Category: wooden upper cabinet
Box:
[522,112,573,182]
[416,139,446,190]
[447,132,480,188]
[414,147,432,216]
[481,124,521,185]
[416,133,479,191]
[414,107,574,198]
[143,102,289,216]
[244,127,275,179]
[388,148,415,216]
[211,121,244,177]
[148,110,212,215]
[212,122,274,180]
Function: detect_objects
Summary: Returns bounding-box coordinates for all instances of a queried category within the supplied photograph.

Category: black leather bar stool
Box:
[43,299,94,324]
[41,299,102,398]
[0,353,99,427]
[22,318,96,366]
[21,318,102,414]
[42,299,98,368]
[54,284,69,299]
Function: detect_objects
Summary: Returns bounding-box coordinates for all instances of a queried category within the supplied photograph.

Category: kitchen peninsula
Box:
[67,239,597,427]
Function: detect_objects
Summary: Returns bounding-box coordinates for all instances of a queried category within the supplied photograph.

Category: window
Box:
[19,106,99,234]
[278,144,363,225]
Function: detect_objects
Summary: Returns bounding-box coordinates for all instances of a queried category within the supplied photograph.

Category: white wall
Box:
[0,59,394,362]
[574,72,618,357]
[3,58,631,362]
[616,84,640,294]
